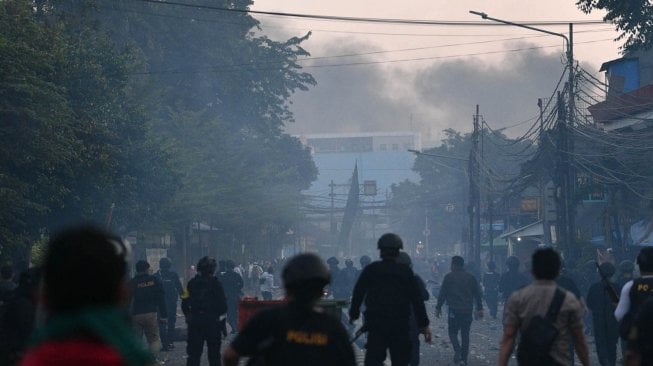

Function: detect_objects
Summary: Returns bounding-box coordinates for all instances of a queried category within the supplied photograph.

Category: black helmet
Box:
[359,255,371,267]
[282,253,331,288]
[159,257,172,270]
[345,259,354,267]
[396,252,412,267]
[506,256,520,270]
[377,233,403,249]
[197,256,217,275]
[619,260,635,273]
[326,256,339,266]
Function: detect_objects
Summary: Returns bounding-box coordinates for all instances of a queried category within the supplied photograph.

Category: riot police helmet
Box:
[377,233,403,250]
[282,253,331,289]
[197,256,218,275]
[619,260,635,273]
[326,256,339,266]
[359,255,371,267]
[598,262,616,277]
[159,257,172,270]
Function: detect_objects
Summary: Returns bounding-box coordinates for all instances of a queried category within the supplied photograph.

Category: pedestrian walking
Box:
[223,253,356,366]
[19,224,154,366]
[435,256,483,366]
[349,233,431,366]
[586,262,619,366]
[499,247,589,366]
[482,261,500,319]
[499,256,529,303]
[156,257,183,351]
[220,260,244,334]
[129,260,168,360]
[182,256,227,366]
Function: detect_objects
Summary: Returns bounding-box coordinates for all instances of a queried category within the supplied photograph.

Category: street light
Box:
[470,10,576,259]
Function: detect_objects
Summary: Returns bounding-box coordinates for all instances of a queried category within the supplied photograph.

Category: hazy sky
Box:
[250,0,622,143]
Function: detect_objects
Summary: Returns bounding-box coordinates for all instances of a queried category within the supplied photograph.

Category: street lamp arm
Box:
[408,149,469,162]
[469,10,569,50]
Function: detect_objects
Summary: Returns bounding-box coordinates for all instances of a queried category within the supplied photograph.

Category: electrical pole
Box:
[469,105,481,264]
[329,180,336,242]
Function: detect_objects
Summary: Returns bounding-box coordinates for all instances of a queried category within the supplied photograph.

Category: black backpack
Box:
[517,288,566,366]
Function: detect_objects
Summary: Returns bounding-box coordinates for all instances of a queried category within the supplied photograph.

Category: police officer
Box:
[157,257,183,351]
[349,233,432,366]
[615,247,653,341]
[396,252,429,366]
[129,260,168,358]
[222,253,356,366]
[220,259,244,334]
[182,256,227,366]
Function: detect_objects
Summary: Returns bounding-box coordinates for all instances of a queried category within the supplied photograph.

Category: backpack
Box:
[517,288,566,366]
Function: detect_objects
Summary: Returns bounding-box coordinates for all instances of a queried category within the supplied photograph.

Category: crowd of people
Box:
[1,223,653,366]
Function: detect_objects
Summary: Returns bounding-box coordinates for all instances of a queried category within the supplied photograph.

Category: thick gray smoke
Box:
[285,38,593,142]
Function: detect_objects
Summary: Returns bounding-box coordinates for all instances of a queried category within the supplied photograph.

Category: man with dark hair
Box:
[156,257,183,351]
[223,253,356,366]
[182,256,227,366]
[19,224,154,366]
[499,248,589,366]
[129,260,168,360]
[436,256,483,366]
[499,256,529,302]
[349,233,431,366]
[614,246,653,344]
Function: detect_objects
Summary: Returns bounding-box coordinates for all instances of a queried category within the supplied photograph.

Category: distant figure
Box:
[0,264,16,302]
[436,256,483,366]
[483,261,500,319]
[326,257,343,299]
[129,260,168,359]
[340,259,359,298]
[499,248,589,366]
[586,262,619,366]
[260,266,275,300]
[249,262,263,297]
[396,252,429,366]
[223,253,356,366]
[0,267,41,365]
[499,256,529,302]
[220,260,244,334]
[182,256,227,366]
[156,257,183,351]
[616,259,635,291]
[186,265,197,285]
[19,224,154,366]
[349,233,431,366]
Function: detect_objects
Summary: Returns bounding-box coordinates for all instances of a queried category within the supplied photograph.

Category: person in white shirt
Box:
[261,267,276,300]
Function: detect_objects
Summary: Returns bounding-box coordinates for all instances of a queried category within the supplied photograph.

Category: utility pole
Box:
[329,180,336,241]
[469,105,481,264]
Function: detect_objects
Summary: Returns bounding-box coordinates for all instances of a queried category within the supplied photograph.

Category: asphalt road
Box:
[160,300,605,366]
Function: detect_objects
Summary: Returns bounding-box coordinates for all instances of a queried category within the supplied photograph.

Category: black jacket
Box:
[129,273,167,317]
[182,275,227,320]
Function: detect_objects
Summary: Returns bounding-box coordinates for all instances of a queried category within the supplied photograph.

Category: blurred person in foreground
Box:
[499,247,589,366]
[20,224,154,366]
[223,253,356,366]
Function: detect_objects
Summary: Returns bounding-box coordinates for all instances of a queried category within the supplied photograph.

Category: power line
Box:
[136,0,609,27]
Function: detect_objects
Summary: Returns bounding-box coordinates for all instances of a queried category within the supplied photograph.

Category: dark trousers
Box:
[593,319,618,366]
[485,292,498,319]
[186,317,222,366]
[365,321,412,366]
[160,299,177,347]
[448,309,473,363]
[226,297,239,333]
[408,316,420,366]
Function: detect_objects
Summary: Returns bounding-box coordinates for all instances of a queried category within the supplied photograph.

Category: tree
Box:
[576,0,653,52]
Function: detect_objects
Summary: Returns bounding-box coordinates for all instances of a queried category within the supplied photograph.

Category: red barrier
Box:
[237,297,285,331]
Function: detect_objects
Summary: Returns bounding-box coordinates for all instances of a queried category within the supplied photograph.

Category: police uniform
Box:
[349,258,429,366]
[182,274,227,366]
[230,304,356,366]
[129,271,167,354]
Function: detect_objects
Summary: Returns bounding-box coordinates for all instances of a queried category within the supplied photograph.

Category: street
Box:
[160,300,603,366]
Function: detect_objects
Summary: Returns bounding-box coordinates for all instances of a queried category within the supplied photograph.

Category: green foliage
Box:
[576,0,653,52]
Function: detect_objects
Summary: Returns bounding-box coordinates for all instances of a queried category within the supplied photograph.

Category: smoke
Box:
[285,37,582,143]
